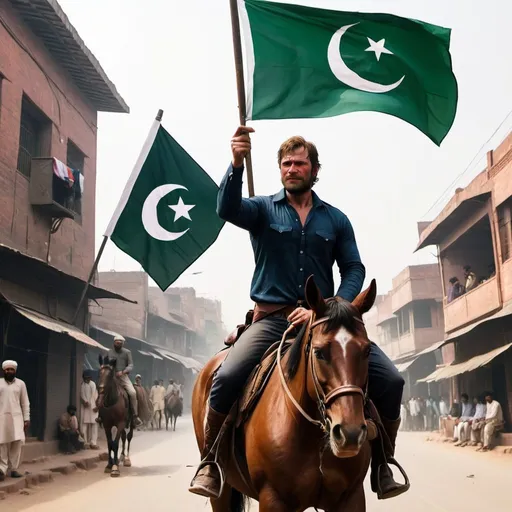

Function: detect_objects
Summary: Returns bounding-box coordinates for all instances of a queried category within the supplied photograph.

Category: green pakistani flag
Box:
[239,0,458,145]
[105,116,224,290]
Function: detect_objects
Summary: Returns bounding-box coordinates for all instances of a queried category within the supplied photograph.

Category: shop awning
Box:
[153,348,203,372]
[393,340,444,374]
[13,304,108,351]
[138,350,163,360]
[417,343,512,383]
[417,366,449,383]
[395,359,417,373]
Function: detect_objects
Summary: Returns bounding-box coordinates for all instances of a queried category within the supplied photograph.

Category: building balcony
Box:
[444,276,501,333]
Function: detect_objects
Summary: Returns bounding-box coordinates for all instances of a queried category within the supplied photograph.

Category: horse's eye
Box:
[314,348,326,361]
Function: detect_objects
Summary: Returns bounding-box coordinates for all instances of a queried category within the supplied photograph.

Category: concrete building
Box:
[0,0,129,452]
[417,131,512,429]
[365,264,445,399]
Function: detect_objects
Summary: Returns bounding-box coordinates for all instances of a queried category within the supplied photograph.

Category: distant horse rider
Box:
[107,335,142,427]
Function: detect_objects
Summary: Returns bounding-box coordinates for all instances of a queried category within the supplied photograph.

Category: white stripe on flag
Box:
[238,0,255,121]
[104,116,161,237]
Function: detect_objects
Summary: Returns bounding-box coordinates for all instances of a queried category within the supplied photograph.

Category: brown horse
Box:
[97,356,134,477]
[192,276,377,511]
[165,392,183,431]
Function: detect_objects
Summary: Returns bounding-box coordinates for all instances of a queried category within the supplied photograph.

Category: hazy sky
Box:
[59,0,512,329]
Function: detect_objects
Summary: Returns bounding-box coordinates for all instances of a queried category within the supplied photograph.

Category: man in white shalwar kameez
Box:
[0,360,30,480]
[80,370,99,449]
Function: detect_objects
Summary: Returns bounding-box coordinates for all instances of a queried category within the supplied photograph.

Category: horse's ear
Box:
[109,358,117,368]
[352,279,377,315]
[98,355,103,366]
[305,275,327,317]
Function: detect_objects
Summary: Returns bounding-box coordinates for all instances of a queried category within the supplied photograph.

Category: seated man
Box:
[480,392,504,452]
[189,127,407,500]
[453,394,473,443]
[59,405,83,454]
[469,396,487,446]
[456,396,484,447]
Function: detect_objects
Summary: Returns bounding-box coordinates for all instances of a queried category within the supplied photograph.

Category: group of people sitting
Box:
[447,264,496,303]
[449,392,504,451]
[401,391,505,451]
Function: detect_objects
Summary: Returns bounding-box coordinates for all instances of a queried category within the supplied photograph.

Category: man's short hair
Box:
[461,393,469,400]
[277,136,321,177]
[449,276,459,284]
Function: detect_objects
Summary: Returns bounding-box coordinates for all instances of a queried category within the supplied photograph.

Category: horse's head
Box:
[305,275,376,458]
[97,355,116,408]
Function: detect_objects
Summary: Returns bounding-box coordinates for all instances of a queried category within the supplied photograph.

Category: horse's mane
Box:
[285,298,360,380]
[101,366,120,408]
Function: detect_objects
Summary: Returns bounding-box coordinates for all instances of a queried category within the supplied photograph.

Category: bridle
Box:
[277,314,369,433]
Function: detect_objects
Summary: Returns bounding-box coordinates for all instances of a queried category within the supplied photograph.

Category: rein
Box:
[276,314,368,433]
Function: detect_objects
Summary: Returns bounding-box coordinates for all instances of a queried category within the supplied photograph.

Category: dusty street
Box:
[6,416,511,511]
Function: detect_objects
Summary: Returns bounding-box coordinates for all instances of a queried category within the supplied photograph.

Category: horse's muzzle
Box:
[329,422,368,458]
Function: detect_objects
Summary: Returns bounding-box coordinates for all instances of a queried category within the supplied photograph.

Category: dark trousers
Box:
[59,430,82,454]
[209,316,404,420]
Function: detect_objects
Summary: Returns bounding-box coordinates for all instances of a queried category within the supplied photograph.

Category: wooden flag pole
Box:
[229,0,255,197]
[71,109,165,325]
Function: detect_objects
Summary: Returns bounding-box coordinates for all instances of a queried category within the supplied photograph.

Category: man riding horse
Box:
[107,335,142,428]
[189,127,408,500]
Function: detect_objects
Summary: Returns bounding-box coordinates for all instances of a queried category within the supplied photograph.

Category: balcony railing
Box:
[444,276,500,333]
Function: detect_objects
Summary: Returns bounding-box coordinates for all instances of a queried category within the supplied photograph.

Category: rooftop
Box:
[8,0,129,113]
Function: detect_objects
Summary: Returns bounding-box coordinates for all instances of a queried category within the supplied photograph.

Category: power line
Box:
[422,107,512,219]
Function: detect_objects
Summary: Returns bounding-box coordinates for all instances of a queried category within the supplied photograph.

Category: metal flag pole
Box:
[229,0,255,197]
[71,109,164,325]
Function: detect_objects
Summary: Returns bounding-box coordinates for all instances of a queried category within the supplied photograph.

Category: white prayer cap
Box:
[2,360,18,371]
[135,374,141,379]
[113,334,125,343]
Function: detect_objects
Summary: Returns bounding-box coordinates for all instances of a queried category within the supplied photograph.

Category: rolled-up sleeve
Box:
[217,163,261,231]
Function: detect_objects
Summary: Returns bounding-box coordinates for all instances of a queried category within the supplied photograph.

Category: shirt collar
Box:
[272,189,324,208]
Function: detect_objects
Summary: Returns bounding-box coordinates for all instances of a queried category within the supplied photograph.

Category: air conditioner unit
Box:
[29,157,75,219]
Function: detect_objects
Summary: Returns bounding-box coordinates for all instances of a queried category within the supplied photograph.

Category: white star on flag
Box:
[168,197,195,222]
[365,37,393,61]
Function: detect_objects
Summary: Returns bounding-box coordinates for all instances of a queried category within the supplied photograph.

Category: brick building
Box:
[0,0,129,452]
[416,131,512,430]
[90,272,207,407]
[365,264,445,399]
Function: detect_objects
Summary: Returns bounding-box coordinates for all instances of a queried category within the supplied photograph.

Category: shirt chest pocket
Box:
[268,223,296,251]
[310,230,336,257]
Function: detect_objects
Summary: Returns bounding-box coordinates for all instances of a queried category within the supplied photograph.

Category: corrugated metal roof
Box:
[395,359,418,373]
[8,0,129,113]
[153,347,203,372]
[417,365,449,383]
[13,304,108,351]
[138,350,163,361]
[417,343,512,383]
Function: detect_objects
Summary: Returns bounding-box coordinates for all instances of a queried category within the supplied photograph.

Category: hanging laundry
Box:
[52,158,75,188]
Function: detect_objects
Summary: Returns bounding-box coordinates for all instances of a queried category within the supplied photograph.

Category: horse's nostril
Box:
[360,424,367,431]
[332,424,343,441]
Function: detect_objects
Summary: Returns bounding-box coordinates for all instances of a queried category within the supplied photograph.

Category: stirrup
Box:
[375,457,410,500]
[189,459,226,499]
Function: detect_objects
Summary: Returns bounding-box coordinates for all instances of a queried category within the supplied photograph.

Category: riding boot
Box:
[188,406,227,499]
[130,400,143,428]
[371,417,410,500]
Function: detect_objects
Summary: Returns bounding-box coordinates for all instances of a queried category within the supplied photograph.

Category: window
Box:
[65,139,85,216]
[397,308,410,336]
[498,199,512,262]
[17,96,51,178]
[413,302,432,328]
[168,294,181,312]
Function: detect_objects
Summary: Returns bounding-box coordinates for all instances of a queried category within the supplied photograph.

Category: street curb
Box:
[0,452,107,496]
[426,436,512,455]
